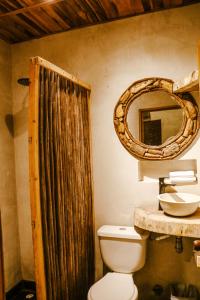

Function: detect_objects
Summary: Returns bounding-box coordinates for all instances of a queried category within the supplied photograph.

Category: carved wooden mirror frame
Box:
[114,78,199,160]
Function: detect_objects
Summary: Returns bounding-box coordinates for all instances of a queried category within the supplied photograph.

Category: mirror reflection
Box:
[127,91,183,146]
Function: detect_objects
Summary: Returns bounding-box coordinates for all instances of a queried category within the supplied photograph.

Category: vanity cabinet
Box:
[134,207,200,238]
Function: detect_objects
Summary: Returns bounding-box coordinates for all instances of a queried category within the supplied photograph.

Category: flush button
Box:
[26,295,35,299]
[119,227,126,230]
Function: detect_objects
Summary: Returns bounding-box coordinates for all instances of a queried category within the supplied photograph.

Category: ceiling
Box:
[0,0,199,44]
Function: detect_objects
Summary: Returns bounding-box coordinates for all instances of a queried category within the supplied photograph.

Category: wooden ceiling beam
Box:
[60,2,90,26]
[24,11,54,34]
[0,28,15,43]
[10,15,44,36]
[0,3,14,12]
[172,0,183,5]
[111,0,136,17]
[149,0,155,10]
[0,18,29,42]
[100,0,118,18]
[148,0,164,10]
[0,0,199,44]
[131,0,145,14]
[94,0,109,19]
[163,0,183,8]
[0,0,64,18]
[51,4,72,27]
[4,0,21,10]
[43,6,71,30]
[83,0,107,22]
[141,0,152,11]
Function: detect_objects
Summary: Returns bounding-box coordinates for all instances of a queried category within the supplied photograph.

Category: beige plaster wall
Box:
[11,3,200,298]
[0,40,21,291]
[11,57,34,280]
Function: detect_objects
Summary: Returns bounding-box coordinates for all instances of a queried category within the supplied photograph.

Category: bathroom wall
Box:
[11,3,200,298]
[11,55,34,280]
[0,40,21,291]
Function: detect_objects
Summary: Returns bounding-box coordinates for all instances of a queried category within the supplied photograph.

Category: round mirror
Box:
[114,78,199,160]
[127,91,183,146]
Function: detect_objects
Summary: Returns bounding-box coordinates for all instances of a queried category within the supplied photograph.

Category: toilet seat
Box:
[88,272,138,300]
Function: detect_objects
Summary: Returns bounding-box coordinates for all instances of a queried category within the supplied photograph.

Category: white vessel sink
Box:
[158,193,200,217]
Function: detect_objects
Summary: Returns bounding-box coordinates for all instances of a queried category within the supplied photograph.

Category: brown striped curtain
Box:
[38,66,94,300]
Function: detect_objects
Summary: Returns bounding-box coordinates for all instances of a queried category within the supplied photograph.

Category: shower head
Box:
[17,77,30,86]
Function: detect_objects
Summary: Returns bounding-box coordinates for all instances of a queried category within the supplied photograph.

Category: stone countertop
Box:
[134,207,200,238]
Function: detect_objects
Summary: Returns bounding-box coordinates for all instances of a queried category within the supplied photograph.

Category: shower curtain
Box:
[29,57,94,300]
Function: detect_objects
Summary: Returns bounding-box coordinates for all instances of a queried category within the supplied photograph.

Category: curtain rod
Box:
[30,56,91,91]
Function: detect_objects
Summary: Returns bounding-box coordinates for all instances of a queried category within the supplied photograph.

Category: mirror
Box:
[127,91,183,146]
[114,78,199,160]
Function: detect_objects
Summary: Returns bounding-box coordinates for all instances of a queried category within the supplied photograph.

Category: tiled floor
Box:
[6,280,36,300]
[7,287,36,300]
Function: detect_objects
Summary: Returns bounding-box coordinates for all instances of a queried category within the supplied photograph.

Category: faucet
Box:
[158,177,177,210]
[159,177,176,194]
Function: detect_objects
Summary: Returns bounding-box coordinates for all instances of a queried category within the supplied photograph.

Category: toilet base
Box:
[87,273,138,300]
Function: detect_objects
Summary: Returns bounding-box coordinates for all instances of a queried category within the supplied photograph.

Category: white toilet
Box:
[88,225,149,300]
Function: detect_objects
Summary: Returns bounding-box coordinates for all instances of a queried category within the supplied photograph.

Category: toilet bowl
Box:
[88,272,138,300]
[87,225,148,300]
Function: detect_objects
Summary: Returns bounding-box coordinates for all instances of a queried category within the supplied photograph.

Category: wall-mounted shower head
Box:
[17,77,30,86]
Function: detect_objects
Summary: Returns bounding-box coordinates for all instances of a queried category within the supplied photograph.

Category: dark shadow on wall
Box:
[5,114,14,137]
[5,92,28,138]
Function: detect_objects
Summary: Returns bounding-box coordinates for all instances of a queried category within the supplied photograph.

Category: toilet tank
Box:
[98,225,149,273]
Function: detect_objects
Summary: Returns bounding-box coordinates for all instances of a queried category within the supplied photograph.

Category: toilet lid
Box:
[89,273,135,300]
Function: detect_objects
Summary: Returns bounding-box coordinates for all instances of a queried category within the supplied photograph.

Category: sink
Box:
[158,193,200,217]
